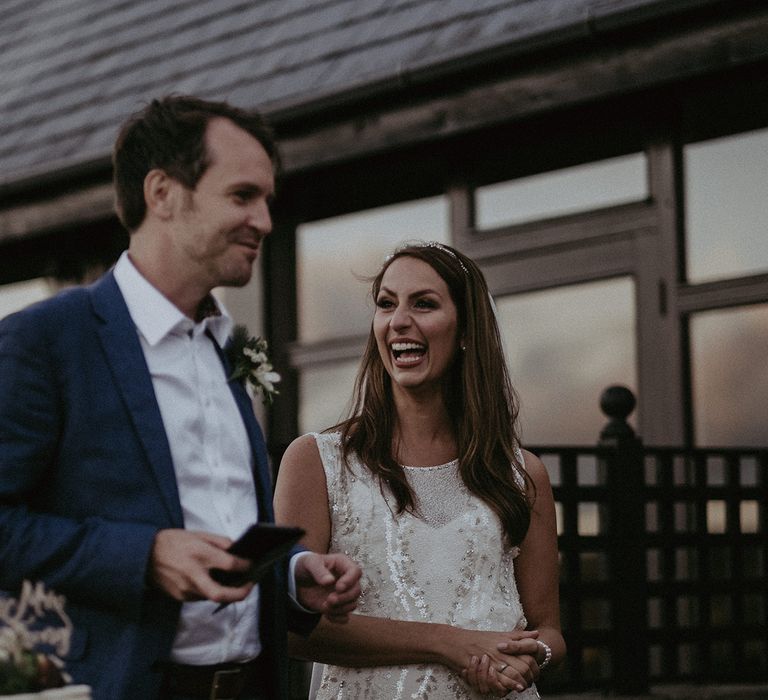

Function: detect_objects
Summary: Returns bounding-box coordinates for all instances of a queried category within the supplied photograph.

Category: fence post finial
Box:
[599,385,637,445]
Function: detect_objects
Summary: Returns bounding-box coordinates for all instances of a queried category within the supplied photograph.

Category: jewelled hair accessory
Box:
[388,240,469,275]
[421,241,469,274]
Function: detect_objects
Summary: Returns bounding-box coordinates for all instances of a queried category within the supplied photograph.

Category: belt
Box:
[161,656,268,700]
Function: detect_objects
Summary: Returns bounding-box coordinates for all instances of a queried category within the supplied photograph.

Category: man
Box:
[0,96,361,699]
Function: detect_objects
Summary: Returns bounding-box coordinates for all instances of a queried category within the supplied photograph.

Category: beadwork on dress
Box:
[310,432,539,699]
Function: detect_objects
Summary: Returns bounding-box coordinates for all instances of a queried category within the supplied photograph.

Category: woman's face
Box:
[373,256,460,393]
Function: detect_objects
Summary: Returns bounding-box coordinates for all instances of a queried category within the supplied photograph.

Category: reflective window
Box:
[578,503,601,536]
[684,127,768,283]
[495,278,637,444]
[299,360,359,434]
[297,197,449,343]
[475,153,647,229]
[0,278,51,320]
[740,501,759,534]
[690,304,768,446]
[706,500,727,534]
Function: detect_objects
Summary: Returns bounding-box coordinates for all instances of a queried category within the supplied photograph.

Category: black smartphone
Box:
[210,523,305,587]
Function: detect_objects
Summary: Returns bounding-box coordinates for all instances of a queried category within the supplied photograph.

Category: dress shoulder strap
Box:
[512,445,526,488]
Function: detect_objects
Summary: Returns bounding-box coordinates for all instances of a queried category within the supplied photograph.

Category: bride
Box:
[275,241,564,698]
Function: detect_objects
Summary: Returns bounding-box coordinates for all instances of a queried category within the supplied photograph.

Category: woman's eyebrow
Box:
[378,285,440,298]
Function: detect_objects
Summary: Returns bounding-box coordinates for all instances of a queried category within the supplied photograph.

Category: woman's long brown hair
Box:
[333,242,532,545]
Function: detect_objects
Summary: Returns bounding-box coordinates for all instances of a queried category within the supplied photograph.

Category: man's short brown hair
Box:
[112,95,278,232]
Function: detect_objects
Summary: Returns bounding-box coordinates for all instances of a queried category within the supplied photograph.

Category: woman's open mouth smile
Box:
[391,341,426,367]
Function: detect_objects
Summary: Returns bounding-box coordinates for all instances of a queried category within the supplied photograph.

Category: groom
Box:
[0,95,361,699]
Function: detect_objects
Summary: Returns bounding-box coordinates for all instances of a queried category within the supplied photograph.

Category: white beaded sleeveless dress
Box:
[309,431,540,699]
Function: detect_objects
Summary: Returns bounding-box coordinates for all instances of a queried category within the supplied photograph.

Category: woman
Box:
[275,241,564,698]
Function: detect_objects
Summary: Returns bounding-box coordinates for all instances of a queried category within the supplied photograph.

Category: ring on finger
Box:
[498,663,508,673]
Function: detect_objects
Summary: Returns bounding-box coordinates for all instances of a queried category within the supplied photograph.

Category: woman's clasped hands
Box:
[458,629,542,697]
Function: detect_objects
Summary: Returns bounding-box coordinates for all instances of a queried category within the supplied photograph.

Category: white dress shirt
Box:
[113,252,261,664]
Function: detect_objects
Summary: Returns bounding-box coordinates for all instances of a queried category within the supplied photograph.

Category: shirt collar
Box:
[113,251,233,347]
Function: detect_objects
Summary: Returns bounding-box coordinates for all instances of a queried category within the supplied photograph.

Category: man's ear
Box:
[143,169,177,220]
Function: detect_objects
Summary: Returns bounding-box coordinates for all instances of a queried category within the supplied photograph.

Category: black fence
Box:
[535,387,768,694]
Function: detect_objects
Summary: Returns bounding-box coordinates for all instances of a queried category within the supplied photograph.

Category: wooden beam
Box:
[278,9,768,173]
[288,335,368,369]
[458,201,657,263]
[677,273,768,313]
[0,183,114,243]
[480,235,640,298]
[263,218,300,452]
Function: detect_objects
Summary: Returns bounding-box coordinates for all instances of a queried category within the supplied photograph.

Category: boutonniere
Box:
[227,325,281,404]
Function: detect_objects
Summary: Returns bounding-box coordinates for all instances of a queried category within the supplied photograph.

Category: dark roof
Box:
[0,0,722,191]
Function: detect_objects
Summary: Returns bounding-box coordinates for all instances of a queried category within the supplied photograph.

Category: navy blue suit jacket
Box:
[0,271,312,699]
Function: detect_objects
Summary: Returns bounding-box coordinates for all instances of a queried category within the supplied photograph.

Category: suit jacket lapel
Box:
[90,272,184,527]
[210,333,274,522]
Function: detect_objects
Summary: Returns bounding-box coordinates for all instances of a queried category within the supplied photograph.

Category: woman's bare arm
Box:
[497,449,566,670]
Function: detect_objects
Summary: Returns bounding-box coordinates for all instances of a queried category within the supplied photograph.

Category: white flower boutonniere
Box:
[227,325,281,404]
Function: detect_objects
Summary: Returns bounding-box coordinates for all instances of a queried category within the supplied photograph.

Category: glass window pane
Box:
[0,278,51,320]
[577,455,600,485]
[743,546,764,578]
[496,278,637,444]
[684,127,768,282]
[706,500,727,534]
[675,547,698,580]
[676,596,699,627]
[677,643,695,675]
[674,456,695,486]
[647,548,661,581]
[648,597,663,628]
[710,594,732,626]
[299,360,359,434]
[580,552,608,582]
[582,646,612,680]
[476,153,647,229]
[743,593,766,623]
[706,456,726,485]
[540,453,561,486]
[710,547,731,580]
[646,501,659,532]
[740,501,759,534]
[674,501,696,533]
[649,644,662,675]
[581,598,611,630]
[578,502,601,536]
[740,456,759,486]
[297,197,449,343]
[690,304,768,446]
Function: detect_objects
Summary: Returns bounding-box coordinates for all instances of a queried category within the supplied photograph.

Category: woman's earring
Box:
[460,342,466,351]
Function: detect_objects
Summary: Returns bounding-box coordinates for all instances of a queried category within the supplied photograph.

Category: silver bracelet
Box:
[536,640,552,670]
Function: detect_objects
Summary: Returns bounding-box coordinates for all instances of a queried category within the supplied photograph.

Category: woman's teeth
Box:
[391,342,426,362]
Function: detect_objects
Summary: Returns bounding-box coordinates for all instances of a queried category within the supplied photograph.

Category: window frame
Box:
[268,78,768,452]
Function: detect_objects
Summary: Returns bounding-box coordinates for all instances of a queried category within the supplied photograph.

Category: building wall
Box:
[1,5,767,454]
